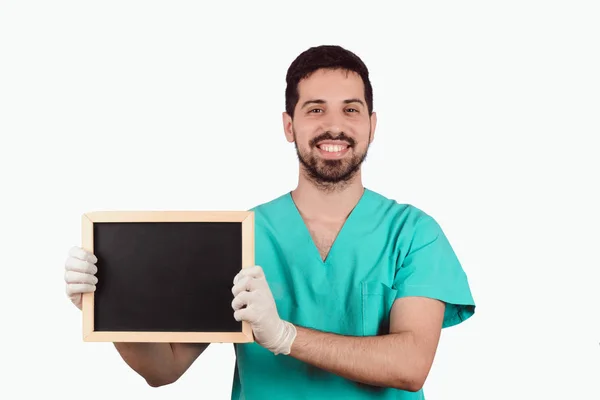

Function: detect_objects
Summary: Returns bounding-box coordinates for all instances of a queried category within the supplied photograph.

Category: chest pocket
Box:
[361,281,398,336]
[270,278,398,337]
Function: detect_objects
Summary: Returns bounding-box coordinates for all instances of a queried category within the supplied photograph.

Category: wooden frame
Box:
[81,210,255,343]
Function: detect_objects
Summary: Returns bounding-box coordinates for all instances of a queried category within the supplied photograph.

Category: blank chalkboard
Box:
[80,211,254,343]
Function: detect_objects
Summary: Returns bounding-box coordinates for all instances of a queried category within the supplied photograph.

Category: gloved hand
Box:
[231,265,296,355]
[64,246,98,310]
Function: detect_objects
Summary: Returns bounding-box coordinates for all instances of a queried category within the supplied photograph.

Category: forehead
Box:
[297,68,365,100]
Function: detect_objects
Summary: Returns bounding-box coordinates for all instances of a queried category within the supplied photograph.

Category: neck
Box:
[291,170,365,222]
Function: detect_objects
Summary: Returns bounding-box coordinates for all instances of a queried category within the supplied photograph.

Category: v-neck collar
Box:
[285,188,372,265]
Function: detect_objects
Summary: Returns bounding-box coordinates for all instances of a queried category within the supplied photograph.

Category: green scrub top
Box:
[231,188,475,399]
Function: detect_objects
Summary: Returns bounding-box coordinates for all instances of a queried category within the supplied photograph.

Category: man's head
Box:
[282,45,377,190]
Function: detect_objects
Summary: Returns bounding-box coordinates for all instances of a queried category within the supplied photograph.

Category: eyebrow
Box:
[300,98,365,109]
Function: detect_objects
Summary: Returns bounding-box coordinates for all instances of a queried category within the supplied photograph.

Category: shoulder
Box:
[246,192,292,228]
[248,192,289,214]
[365,188,438,231]
[364,189,448,255]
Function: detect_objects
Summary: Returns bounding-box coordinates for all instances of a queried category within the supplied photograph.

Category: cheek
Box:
[358,121,373,139]
[293,124,319,142]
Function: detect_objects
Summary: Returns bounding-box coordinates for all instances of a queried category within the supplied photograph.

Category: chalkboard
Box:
[80,211,254,343]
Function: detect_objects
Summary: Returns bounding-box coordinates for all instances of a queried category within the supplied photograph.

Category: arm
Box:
[288,297,445,392]
[113,342,209,387]
[231,266,445,392]
[64,246,210,387]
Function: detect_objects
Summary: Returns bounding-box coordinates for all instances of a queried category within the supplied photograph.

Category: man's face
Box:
[283,68,376,186]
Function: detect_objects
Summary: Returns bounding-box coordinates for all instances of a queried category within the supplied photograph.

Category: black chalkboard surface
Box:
[80,211,254,343]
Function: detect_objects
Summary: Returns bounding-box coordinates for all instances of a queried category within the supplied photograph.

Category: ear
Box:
[282,112,295,143]
[369,111,377,143]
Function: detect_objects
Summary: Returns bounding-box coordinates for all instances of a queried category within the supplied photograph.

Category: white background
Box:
[1,1,599,399]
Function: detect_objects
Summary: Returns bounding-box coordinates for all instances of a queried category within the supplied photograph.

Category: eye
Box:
[346,108,358,113]
[308,108,323,113]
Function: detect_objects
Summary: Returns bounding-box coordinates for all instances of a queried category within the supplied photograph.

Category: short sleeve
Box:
[393,213,475,328]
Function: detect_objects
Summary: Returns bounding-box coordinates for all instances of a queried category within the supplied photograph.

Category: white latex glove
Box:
[231,265,297,355]
[64,246,98,310]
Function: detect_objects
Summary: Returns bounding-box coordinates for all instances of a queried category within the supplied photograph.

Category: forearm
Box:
[288,326,425,391]
[113,343,177,386]
[113,342,206,386]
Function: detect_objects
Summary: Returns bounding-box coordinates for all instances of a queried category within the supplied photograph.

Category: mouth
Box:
[315,141,351,159]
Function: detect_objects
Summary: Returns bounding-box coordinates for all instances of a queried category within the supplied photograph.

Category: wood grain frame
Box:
[81,210,255,343]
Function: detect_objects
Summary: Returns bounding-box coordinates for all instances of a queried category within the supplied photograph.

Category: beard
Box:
[293,128,370,188]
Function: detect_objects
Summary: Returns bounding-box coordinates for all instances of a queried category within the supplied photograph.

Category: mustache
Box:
[309,132,356,148]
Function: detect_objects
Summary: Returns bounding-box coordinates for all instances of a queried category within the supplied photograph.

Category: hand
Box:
[231,265,296,355]
[64,246,98,310]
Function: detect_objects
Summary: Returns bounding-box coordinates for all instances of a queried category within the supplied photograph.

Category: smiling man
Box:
[64,45,475,399]
[289,69,371,189]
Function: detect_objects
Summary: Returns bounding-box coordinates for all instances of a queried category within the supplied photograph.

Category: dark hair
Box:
[285,45,373,118]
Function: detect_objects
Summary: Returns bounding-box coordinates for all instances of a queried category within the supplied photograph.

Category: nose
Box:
[321,111,345,135]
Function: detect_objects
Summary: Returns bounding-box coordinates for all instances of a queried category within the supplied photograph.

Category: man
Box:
[64,45,475,399]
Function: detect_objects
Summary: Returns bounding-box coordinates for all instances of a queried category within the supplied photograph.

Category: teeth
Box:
[321,145,345,153]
